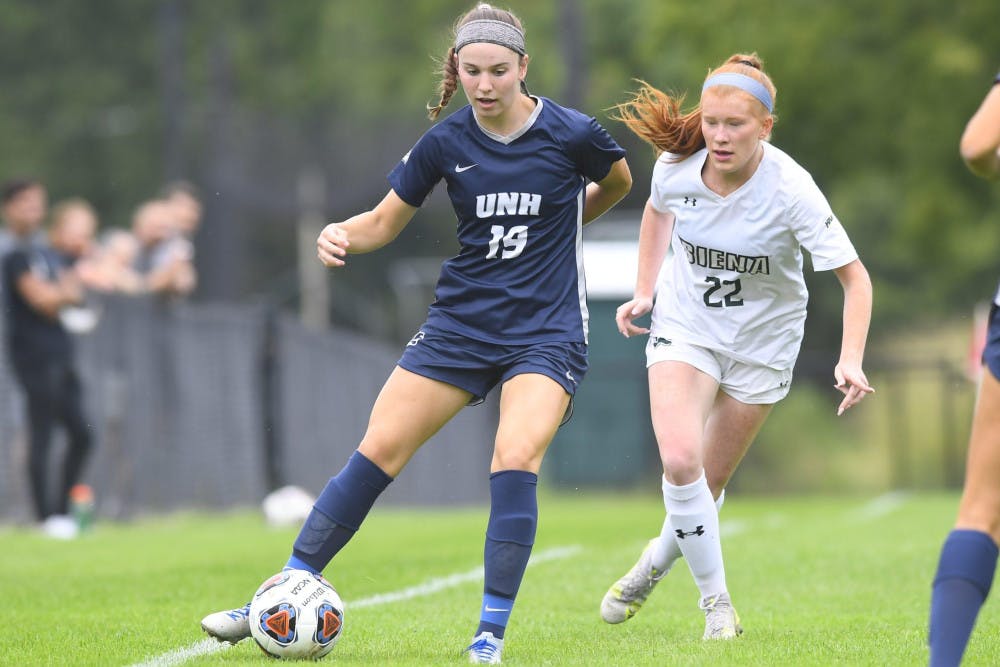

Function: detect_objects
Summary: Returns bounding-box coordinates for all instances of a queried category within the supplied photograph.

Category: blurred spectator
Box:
[160,179,202,243]
[0,179,49,527]
[49,199,99,284]
[1,186,94,539]
[86,228,144,295]
[0,179,47,266]
[131,198,196,297]
[48,199,103,332]
[160,180,202,294]
[49,198,145,296]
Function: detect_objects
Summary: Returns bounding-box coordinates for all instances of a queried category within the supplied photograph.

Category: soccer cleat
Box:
[600,538,667,623]
[699,592,743,640]
[464,631,503,664]
[41,514,79,540]
[201,602,252,644]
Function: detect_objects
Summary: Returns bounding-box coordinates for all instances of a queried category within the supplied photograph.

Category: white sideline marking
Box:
[853,491,910,521]
[129,639,225,667]
[720,519,750,537]
[353,544,581,608]
[129,544,581,667]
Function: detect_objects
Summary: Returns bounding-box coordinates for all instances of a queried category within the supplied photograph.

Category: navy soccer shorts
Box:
[397,327,588,406]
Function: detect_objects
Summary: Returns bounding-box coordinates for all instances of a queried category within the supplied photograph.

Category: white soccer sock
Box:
[662,472,727,598]
[649,488,725,573]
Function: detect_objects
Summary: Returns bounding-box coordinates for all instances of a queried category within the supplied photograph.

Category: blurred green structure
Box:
[547,219,659,488]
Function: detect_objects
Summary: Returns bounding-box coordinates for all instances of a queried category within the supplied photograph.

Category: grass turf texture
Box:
[1,492,997,666]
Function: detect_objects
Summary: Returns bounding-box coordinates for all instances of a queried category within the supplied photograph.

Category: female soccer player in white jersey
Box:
[597,53,873,639]
[928,70,1000,667]
[200,3,631,663]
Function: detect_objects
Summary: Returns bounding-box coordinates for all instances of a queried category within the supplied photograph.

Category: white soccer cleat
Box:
[201,602,252,644]
[600,539,666,623]
[41,515,79,540]
[464,631,503,664]
[699,592,743,640]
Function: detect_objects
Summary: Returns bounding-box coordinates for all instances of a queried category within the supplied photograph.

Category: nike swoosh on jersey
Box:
[454,163,478,173]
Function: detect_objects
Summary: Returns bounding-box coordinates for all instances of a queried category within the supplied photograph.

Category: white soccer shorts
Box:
[644,335,792,404]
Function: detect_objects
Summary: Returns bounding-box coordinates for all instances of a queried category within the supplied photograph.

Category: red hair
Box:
[613,53,777,160]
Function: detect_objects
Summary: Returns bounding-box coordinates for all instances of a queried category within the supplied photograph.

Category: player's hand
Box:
[615,297,653,338]
[833,362,874,416]
[317,223,350,268]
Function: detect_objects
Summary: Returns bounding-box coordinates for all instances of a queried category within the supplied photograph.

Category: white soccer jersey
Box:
[649,142,858,370]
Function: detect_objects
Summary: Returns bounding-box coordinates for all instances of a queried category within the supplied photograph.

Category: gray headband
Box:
[454,19,525,55]
[702,73,773,113]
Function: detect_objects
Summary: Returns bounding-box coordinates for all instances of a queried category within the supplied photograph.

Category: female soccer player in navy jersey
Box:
[201,3,631,663]
[596,53,873,640]
[929,71,1000,667]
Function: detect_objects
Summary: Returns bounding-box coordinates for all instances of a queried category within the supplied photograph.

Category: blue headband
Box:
[702,73,773,113]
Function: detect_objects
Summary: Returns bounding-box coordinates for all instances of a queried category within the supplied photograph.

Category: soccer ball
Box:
[249,569,345,659]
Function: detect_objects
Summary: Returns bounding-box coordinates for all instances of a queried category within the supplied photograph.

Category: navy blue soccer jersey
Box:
[388,97,625,345]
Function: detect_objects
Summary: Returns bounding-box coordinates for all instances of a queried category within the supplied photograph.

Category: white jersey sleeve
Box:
[649,152,681,213]
[785,169,858,272]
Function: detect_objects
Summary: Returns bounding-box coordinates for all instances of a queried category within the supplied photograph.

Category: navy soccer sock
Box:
[929,529,999,667]
[287,451,393,574]
[476,470,538,639]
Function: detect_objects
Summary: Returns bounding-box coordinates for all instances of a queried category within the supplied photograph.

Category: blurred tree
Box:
[0,0,162,227]
[0,0,997,344]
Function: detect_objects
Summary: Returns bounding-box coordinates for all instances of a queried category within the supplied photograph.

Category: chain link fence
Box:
[0,295,495,523]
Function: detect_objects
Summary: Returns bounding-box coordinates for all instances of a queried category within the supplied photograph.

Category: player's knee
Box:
[356,439,410,478]
[492,432,550,470]
[660,449,702,482]
[491,448,543,472]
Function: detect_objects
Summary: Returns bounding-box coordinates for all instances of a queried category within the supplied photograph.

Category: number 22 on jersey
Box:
[703,276,744,308]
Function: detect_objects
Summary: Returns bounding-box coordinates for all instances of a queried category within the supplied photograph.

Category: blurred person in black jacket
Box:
[1,185,95,538]
[0,179,47,266]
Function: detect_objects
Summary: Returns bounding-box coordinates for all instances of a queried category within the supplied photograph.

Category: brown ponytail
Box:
[427,47,460,121]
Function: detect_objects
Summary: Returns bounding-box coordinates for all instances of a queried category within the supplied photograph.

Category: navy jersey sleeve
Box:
[387,130,444,208]
[566,115,626,183]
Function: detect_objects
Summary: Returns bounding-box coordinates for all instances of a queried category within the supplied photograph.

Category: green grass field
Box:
[2,491,997,666]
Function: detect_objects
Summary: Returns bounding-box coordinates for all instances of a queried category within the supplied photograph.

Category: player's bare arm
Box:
[616,201,674,337]
[317,190,418,267]
[582,157,632,224]
[960,82,1000,180]
[832,258,874,415]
